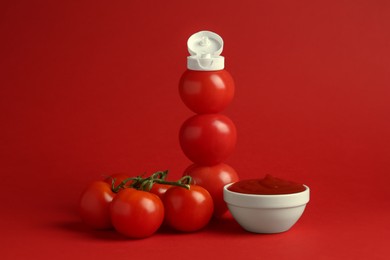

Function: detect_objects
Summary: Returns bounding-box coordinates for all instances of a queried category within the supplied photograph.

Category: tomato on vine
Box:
[110,188,164,238]
[163,185,213,232]
[79,171,208,237]
[79,181,115,229]
[149,183,171,200]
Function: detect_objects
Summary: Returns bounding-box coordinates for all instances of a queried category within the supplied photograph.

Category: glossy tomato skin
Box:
[179,114,237,166]
[79,181,115,229]
[179,70,235,114]
[163,185,213,232]
[110,188,164,238]
[184,163,239,218]
[149,183,171,200]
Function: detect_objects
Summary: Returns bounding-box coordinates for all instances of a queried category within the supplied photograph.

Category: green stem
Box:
[150,170,169,180]
[152,178,191,190]
[178,175,192,185]
[110,171,192,193]
[112,176,142,193]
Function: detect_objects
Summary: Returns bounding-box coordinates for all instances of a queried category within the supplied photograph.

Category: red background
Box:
[1,0,389,259]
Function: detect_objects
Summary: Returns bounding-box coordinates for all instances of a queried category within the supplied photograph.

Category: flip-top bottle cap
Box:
[187,31,225,71]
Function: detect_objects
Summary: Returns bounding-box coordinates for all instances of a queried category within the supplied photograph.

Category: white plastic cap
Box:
[187,31,225,71]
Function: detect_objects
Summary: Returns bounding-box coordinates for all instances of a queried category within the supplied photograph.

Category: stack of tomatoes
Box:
[79,171,214,238]
[178,69,240,218]
[79,55,239,238]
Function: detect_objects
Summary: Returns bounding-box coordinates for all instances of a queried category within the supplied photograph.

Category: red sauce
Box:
[228,174,306,195]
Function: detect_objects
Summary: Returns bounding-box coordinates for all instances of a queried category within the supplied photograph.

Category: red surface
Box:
[1,0,389,259]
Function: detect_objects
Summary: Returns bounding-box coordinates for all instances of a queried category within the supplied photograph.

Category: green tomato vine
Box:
[108,170,192,193]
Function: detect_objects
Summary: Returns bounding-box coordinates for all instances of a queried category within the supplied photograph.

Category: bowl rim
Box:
[223,183,310,208]
[223,183,309,197]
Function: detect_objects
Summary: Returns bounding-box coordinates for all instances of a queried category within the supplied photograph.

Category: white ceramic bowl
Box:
[223,183,310,233]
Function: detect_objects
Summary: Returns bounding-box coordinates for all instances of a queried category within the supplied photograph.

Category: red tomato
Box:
[79,181,115,229]
[149,183,171,200]
[104,173,131,188]
[184,163,239,218]
[179,114,237,166]
[110,188,164,238]
[163,185,213,232]
[179,70,235,114]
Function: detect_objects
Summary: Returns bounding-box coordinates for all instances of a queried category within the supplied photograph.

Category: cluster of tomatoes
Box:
[79,171,214,238]
[80,53,240,238]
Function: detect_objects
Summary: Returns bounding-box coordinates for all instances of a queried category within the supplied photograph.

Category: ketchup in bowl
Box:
[228,174,306,195]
